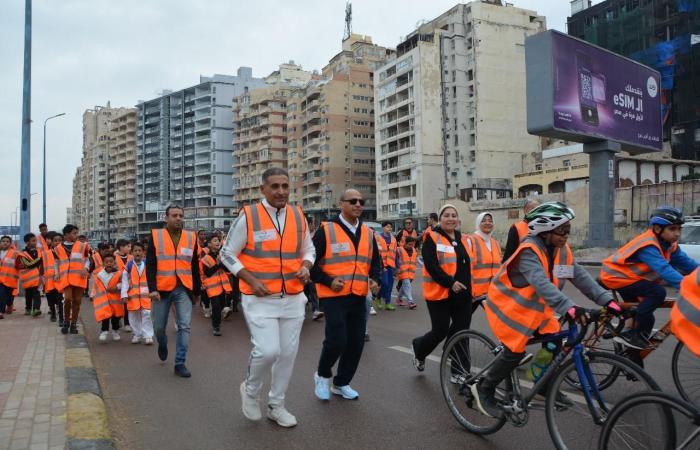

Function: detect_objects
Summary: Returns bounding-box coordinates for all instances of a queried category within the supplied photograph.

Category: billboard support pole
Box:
[584,140,621,248]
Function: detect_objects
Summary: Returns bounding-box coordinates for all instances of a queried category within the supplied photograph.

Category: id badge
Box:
[140,286,149,295]
[180,247,193,257]
[70,252,82,260]
[331,242,351,253]
[253,229,277,243]
[436,244,455,254]
[553,265,574,279]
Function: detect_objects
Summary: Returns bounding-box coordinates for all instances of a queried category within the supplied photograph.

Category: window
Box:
[535,163,542,171]
[563,159,571,167]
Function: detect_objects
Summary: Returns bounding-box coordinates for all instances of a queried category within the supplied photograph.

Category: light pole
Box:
[43,113,66,224]
[19,0,32,238]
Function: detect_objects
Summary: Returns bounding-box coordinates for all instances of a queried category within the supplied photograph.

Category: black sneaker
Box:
[174,364,191,378]
[158,344,168,361]
[411,338,425,372]
[69,324,78,334]
[555,391,574,407]
[213,327,222,336]
[61,324,69,335]
[614,329,649,351]
[469,382,503,418]
[50,314,57,322]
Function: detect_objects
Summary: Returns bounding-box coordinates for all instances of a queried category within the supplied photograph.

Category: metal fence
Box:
[631,180,700,223]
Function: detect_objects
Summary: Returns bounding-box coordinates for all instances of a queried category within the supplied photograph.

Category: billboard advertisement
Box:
[526,30,662,153]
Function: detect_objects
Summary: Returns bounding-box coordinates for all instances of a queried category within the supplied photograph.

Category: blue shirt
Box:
[631,241,698,289]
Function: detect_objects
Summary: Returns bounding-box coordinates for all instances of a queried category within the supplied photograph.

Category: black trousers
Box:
[413,294,472,361]
[317,295,367,387]
[101,316,121,332]
[0,283,13,313]
[304,283,320,312]
[210,293,225,328]
[46,290,64,321]
[24,287,41,311]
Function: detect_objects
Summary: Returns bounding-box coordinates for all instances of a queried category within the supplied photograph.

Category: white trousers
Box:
[242,292,306,406]
[128,309,154,339]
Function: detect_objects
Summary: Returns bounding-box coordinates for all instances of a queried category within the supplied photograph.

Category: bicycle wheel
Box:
[440,329,507,435]
[672,341,700,408]
[599,392,700,450]
[564,333,624,391]
[545,350,660,450]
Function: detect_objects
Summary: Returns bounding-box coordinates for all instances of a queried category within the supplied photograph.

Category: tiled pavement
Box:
[0,307,67,450]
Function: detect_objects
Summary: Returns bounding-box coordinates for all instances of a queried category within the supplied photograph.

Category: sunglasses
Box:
[552,227,571,236]
[343,198,366,206]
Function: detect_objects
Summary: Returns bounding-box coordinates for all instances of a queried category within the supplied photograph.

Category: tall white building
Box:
[374,1,546,222]
[135,68,265,239]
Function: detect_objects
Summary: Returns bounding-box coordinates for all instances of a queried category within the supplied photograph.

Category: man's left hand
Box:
[369,279,380,295]
[296,266,311,284]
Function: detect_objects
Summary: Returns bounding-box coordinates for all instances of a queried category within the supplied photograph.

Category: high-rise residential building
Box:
[232,63,312,208]
[374,1,546,223]
[108,109,138,238]
[567,0,700,160]
[287,34,392,223]
[135,68,265,240]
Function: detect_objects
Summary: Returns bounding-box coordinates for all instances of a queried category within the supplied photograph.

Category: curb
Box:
[64,323,115,450]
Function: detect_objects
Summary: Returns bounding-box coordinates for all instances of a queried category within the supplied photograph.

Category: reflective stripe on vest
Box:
[238,203,305,296]
[600,229,675,289]
[201,254,233,298]
[485,239,572,353]
[468,234,502,297]
[672,268,700,357]
[376,234,397,269]
[422,231,461,301]
[42,249,60,292]
[316,222,373,298]
[152,228,196,291]
[0,248,19,288]
[397,247,417,281]
[126,263,151,311]
[92,271,124,322]
[18,251,41,288]
[54,242,88,289]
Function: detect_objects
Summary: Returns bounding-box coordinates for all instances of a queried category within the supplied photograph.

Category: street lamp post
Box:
[43,113,66,224]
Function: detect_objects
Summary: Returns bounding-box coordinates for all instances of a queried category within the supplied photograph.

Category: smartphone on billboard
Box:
[576,52,599,126]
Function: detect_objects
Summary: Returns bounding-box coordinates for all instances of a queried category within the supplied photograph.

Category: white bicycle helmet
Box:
[524,201,575,236]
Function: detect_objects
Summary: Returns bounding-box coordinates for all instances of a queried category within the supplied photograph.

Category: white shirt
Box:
[338,213,360,235]
[97,269,117,290]
[120,260,145,299]
[220,199,315,276]
[0,250,7,261]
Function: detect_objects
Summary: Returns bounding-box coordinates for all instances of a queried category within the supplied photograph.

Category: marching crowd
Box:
[1,167,699,429]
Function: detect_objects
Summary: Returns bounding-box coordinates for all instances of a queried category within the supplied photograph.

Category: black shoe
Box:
[61,325,69,335]
[555,391,574,408]
[158,344,168,361]
[69,324,78,334]
[411,338,425,372]
[470,382,503,418]
[213,327,221,336]
[50,314,57,322]
[364,333,370,342]
[58,319,65,327]
[614,329,649,351]
[174,364,191,378]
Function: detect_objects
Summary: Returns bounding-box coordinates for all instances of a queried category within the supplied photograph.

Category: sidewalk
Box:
[0,305,67,450]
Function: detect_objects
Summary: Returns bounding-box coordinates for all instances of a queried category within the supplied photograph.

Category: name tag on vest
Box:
[436,244,455,254]
[180,247,193,257]
[254,229,277,243]
[331,242,351,253]
[140,286,149,294]
[70,252,82,260]
[553,264,574,279]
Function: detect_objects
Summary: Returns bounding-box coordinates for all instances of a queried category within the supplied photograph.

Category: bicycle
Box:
[598,391,700,450]
[440,309,662,450]
[579,291,700,406]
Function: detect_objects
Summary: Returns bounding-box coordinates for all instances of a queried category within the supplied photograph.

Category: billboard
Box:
[526,30,662,153]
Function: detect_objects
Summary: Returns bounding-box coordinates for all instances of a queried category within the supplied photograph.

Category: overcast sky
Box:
[1,0,578,231]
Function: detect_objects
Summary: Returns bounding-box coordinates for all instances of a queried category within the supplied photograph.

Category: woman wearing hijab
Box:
[410,204,472,372]
[465,212,501,312]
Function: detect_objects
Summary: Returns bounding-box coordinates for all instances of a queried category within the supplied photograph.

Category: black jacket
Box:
[422,227,471,300]
[146,227,201,296]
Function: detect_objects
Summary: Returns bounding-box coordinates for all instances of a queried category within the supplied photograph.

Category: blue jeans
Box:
[151,285,193,366]
[616,280,666,338]
[380,268,394,304]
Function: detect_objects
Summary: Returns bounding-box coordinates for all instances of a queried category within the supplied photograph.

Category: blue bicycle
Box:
[440,309,662,450]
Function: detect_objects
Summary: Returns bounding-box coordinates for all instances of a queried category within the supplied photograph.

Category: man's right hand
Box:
[451,281,467,293]
[249,279,272,297]
[149,291,161,301]
[331,277,345,292]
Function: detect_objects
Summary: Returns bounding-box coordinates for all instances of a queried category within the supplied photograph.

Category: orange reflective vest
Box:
[238,203,306,296]
[316,222,374,298]
[422,231,468,301]
[376,234,397,269]
[115,254,132,272]
[485,239,573,353]
[42,248,61,293]
[515,220,529,241]
[0,248,19,289]
[398,229,418,248]
[54,242,89,289]
[600,229,677,290]
[18,251,41,289]
[672,268,700,357]
[92,253,104,273]
[466,234,502,297]
[396,247,417,281]
[37,234,48,252]
[201,253,232,297]
[126,261,150,311]
[92,270,124,322]
[151,228,197,292]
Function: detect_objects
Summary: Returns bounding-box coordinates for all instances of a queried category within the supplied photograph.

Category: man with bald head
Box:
[502,198,540,262]
[311,189,382,401]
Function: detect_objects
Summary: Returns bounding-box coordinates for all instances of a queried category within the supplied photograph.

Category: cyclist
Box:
[472,201,620,418]
[671,267,700,357]
[600,206,698,351]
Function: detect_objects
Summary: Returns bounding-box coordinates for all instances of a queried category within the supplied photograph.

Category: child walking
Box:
[120,242,153,344]
[396,237,418,309]
[201,234,232,336]
[92,254,125,342]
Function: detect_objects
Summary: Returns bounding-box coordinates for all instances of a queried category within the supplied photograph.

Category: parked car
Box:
[680,216,700,262]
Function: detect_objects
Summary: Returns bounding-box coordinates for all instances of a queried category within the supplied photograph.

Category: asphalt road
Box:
[79,268,679,450]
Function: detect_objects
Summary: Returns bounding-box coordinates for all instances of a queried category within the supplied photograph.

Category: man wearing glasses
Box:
[312,189,382,401]
[396,218,418,248]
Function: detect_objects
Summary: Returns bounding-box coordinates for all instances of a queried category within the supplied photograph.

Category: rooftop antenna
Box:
[344,2,352,40]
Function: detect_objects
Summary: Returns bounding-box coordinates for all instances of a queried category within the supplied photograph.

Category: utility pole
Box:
[19,0,32,237]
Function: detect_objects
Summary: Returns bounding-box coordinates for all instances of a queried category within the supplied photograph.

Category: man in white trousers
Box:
[221,167,314,428]
[120,242,154,344]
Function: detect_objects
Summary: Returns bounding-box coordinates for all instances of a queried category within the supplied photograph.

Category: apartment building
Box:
[108,109,138,238]
[232,63,311,208]
[135,68,265,239]
[374,0,546,222]
[287,34,392,223]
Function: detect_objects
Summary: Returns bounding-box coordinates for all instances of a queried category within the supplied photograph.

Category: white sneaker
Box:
[99,331,108,342]
[222,307,232,319]
[369,306,377,316]
[314,372,331,401]
[240,381,261,421]
[111,330,121,341]
[131,335,140,344]
[267,405,297,427]
[124,325,133,333]
[144,337,153,345]
[203,307,211,318]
